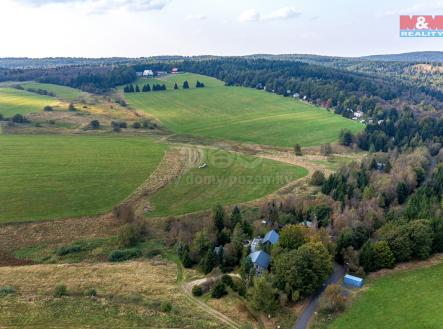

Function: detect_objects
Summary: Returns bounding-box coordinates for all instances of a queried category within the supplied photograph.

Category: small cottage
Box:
[249,250,271,274]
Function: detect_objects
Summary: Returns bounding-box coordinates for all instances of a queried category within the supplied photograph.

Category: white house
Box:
[353,111,364,118]
[142,70,154,77]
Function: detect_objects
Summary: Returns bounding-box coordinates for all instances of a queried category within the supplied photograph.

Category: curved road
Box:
[294,263,346,329]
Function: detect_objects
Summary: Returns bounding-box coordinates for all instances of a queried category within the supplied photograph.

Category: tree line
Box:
[123,80,205,93]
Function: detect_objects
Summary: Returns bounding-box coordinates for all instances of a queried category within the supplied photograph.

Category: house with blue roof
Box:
[248,250,271,274]
[263,229,279,246]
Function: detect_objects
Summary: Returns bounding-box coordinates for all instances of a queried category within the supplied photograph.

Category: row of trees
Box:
[123,80,206,93]
[123,83,167,93]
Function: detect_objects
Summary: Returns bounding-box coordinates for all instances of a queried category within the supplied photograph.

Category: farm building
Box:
[250,229,279,253]
[142,70,154,77]
[249,250,271,274]
[344,274,364,288]
[171,68,179,74]
[263,229,280,246]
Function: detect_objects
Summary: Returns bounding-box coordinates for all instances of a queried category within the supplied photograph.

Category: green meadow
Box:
[20,82,86,101]
[125,73,363,147]
[0,135,166,223]
[328,262,443,329]
[147,148,308,217]
[0,87,59,117]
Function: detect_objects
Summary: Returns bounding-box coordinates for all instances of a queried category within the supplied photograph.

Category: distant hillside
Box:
[362,51,443,62]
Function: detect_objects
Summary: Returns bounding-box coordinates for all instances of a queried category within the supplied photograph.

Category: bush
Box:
[56,244,83,256]
[211,281,227,299]
[90,120,100,129]
[0,286,16,297]
[145,249,162,258]
[294,144,302,156]
[48,119,56,125]
[221,274,234,288]
[311,170,325,186]
[111,121,127,130]
[53,284,67,297]
[117,223,143,248]
[161,301,173,312]
[192,285,203,297]
[132,122,141,129]
[108,248,142,262]
[319,284,346,314]
[43,105,54,112]
[12,114,28,123]
[84,288,97,297]
[68,103,77,111]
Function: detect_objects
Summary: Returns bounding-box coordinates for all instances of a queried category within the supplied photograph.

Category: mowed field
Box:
[0,261,227,328]
[147,148,308,217]
[125,73,363,147]
[328,262,443,329]
[0,87,60,117]
[0,135,167,223]
[19,82,87,101]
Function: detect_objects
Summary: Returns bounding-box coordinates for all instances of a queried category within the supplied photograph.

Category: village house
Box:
[249,250,271,274]
[142,70,154,77]
[247,229,280,274]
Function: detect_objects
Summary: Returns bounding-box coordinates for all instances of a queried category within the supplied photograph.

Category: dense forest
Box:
[0,65,136,93]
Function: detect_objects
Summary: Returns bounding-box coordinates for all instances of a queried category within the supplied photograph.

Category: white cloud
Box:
[239,9,260,22]
[186,13,206,20]
[239,6,300,22]
[16,0,171,13]
[263,6,300,20]
[378,1,443,18]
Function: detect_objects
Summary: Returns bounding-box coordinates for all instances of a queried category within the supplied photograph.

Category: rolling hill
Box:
[0,87,60,117]
[124,73,363,148]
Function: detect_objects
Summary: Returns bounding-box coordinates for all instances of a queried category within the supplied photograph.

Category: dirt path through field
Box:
[177,267,242,329]
[127,146,203,214]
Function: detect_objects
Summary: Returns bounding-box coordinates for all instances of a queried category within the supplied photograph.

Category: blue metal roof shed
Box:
[344,274,364,288]
[263,230,280,245]
[249,251,271,269]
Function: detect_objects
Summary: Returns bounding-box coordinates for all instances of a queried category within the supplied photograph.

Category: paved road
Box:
[293,263,346,329]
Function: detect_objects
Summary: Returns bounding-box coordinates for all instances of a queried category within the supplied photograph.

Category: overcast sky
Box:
[1,0,442,57]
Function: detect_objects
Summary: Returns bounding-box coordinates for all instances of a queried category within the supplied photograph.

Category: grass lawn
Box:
[20,82,87,101]
[328,262,443,329]
[0,261,228,328]
[147,148,308,217]
[0,135,166,223]
[125,73,363,147]
[0,87,60,117]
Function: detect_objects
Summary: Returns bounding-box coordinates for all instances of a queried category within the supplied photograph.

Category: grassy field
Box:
[20,82,86,101]
[328,262,443,329]
[0,87,60,117]
[125,73,363,147]
[147,148,308,217]
[0,135,166,223]
[0,261,227,328]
